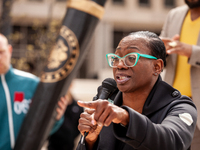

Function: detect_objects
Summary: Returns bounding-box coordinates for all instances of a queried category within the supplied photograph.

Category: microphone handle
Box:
[82,88,111,142]
[83,132,89,141]
[98,88,110,99]
[81,78,117,146]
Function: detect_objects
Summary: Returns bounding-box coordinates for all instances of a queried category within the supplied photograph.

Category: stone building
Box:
[0,0,184,100]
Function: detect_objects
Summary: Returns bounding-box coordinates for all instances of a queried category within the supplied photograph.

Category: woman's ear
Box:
[153,59,164,76]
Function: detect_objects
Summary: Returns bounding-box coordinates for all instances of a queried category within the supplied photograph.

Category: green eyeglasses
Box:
[106,52,157,68]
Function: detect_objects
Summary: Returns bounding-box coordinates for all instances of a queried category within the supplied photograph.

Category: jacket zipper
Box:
[1,74,15,149]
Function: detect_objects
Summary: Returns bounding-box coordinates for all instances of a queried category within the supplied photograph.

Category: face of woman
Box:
[113,35,156,93]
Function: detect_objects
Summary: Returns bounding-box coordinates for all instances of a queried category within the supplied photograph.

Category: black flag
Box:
[14,0,107,149]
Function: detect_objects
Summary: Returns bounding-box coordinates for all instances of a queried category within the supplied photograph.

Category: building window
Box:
[138,0,150,7]
[112,0,124,5]
[164,0,175,7]
[12,25,47,54]
[113,30,130,52]
[11,25,51,74]
[28,0,43,1]
[11,25,90,78]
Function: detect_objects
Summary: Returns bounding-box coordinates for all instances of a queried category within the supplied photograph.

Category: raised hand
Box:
[160,34,192,58]
[56,96,68,120]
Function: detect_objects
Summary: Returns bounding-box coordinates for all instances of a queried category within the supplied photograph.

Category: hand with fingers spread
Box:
[56,96,68,120]
[160,37,173,51]
[161,34,192,57]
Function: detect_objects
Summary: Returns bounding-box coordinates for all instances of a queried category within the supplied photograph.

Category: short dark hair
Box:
[129,31,166,67]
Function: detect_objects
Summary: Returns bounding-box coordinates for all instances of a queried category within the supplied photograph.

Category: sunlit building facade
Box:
[0,0,185,100]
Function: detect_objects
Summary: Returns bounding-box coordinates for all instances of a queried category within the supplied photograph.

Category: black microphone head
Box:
[96,78,118,100]
[102,78,117,92]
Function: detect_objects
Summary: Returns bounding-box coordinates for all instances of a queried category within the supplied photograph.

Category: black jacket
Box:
[48,98,83,150]
[77,77,197,150]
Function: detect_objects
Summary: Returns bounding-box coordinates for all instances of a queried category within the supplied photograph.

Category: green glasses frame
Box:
[106,52,157,68]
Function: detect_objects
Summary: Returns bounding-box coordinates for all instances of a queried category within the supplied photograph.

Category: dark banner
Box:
[14,0,107,149]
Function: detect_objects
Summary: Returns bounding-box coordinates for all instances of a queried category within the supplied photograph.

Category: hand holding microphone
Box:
[77,78,129,145]
[78,78,117,144]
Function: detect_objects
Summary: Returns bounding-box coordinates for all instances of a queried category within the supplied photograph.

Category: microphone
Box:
[98,78,117,100]
[82,78,118,141]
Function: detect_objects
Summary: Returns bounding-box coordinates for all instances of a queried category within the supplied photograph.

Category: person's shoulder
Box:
[160,80,195,107]
[13,68,39,82]
[169,5,188,14]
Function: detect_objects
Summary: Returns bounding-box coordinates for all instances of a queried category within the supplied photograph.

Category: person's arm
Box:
[113,101,197,150]
[160,7,200,68]
[76,100,129,150]
[50,96,68,135]
[188,45,200,68]
[161,35,200,68]
[50,116,64,135]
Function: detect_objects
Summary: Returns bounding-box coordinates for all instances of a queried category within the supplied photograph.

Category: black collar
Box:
[113,76,182,116]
